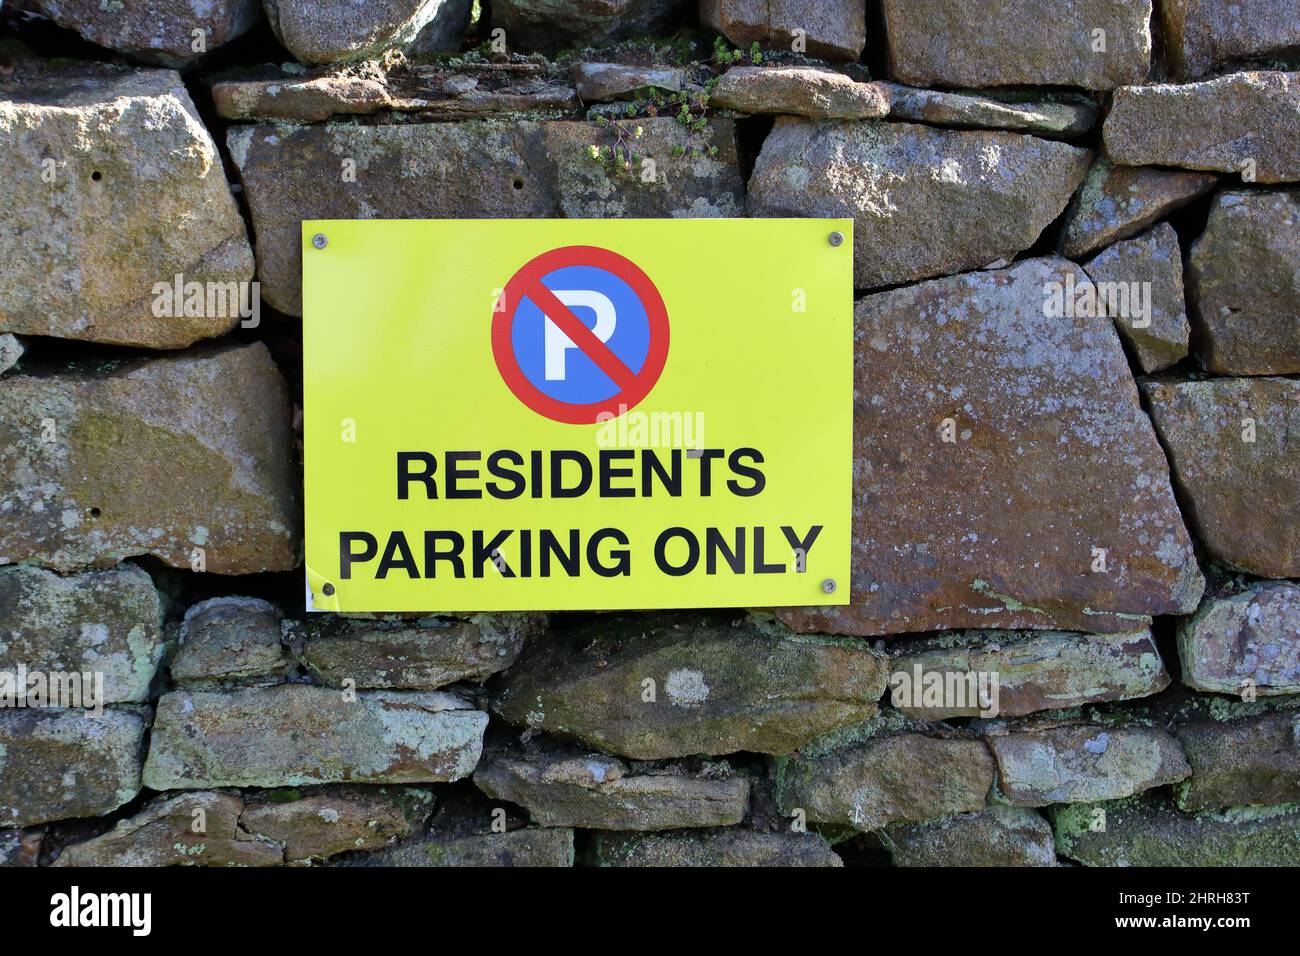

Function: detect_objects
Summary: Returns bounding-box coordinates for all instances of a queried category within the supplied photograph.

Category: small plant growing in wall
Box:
[582,79,721,177]
[671,84,720,161]
[583,115,647,180]
[712,36,763,65]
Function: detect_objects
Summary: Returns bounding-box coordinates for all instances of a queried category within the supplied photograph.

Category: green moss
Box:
[1080,606,1150,622]
[1054,796,1300,866]
[1198,802,1300,824]
[813,823,860,845]
[970,579,1047,616]
[390,787,435,823]
[422,844,448,865]
[265,788,303,804]
[770,755,790,808]
[794,708,914,759]
[1050,801,1096,856]
[1049,795,1144,858]
[1205,695,1276,722]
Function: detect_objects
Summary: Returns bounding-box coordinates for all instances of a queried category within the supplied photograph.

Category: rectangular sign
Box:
[303,218,853,612]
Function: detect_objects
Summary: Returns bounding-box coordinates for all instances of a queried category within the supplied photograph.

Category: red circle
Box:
[492,245,670,425]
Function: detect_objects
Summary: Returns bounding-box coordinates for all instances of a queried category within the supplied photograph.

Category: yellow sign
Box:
[303,218,852,612]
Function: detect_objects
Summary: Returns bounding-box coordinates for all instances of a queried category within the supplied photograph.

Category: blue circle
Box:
[510,264,651,405]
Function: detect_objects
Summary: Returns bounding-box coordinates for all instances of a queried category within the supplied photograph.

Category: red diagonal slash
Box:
[520,277,638,392]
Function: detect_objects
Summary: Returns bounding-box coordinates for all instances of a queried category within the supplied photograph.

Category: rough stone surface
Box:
[1174,709,1300,812]
[1187,189,1300,375]
[490,615,888,759]
[882,84,1096,136]
[473,746,749,830]
[213,71,393,122]
[238,786,434,861]
[230,118,551,313]
[54,792,282,866]
[0,708,146,827]
[264,0,470,64]
[231,117,741,314]
[0,63,253,348]
[1054,796,1300,866]
[0,343,299,575]
[747,119,1090,290]
[778,258,1204,637]
[350,828,575,866]
[571,62,690,101]
[880,0,1152,90]
[494,0,684,54]
[289,614,539,690]
[0,564,166,704]
[702,0,866,62]
[34,0,261,67]
[890,629,1170,720]
[0,335,21,377]
[409,0,474,54]
[213,62,578,122]
[143,685,488,789]
[1082,223,1190,373]
[777,726,995,832]
[1177,583,1300,696]
[587,828,842,866]
[171,597,288,688]
[882,803,1056,866]
[988,723,1190,806]
[1103,72,1300,183]
[543,118,742,219]
[1141,376,1300,578]
[0,828,42,866]
[1061,159,1216,259]
[711,67,888,119]
[1159,0,1300,79]
[54,786,433,865]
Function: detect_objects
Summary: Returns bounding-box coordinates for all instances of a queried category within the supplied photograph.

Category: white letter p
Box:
[544,290,616,380]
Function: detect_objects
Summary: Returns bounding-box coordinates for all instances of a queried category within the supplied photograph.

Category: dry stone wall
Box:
[0,0,1297,868]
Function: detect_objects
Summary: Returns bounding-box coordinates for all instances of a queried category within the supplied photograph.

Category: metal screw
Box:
[828,231,844,247]
[312,233,328,249]
[821,578,837,594]
[322,582,335,596]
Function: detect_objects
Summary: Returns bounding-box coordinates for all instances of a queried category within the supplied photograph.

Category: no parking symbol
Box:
[492,245,670,424]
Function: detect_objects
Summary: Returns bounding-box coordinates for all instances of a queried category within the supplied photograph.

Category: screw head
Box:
[821,578,837,594]
[321,582,335,596]
[828,231,844,247]
[312,233,328,249]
